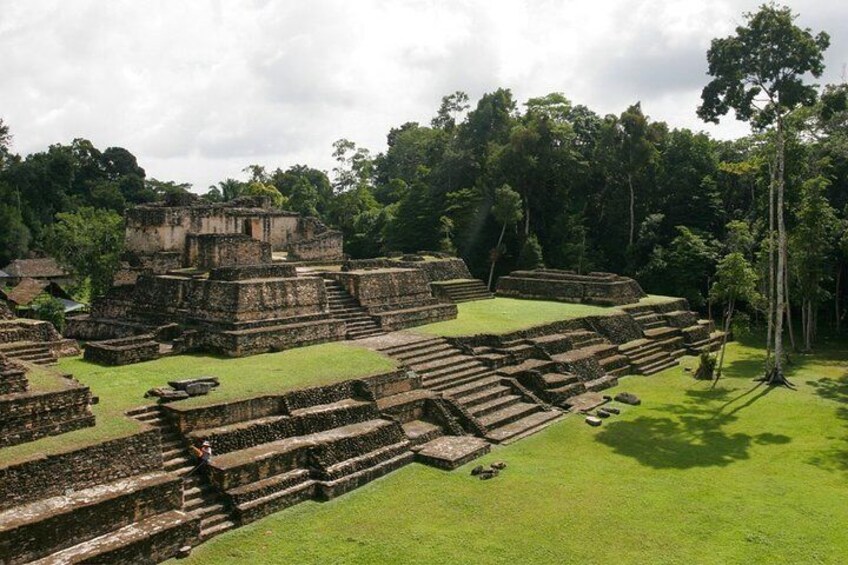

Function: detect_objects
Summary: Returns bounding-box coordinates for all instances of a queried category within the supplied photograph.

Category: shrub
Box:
[694,352,716,380]
[31,294,66,333]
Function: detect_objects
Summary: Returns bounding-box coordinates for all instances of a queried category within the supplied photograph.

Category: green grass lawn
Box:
[174,336,848,564]
[416,297,618,337]
[0,343,396,466]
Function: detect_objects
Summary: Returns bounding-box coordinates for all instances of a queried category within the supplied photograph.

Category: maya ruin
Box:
[2,2,847,564]
[1,197,728,564]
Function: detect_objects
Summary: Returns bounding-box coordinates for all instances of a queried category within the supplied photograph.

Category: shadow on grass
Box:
[595,383,790,469]
[805,372,848,474]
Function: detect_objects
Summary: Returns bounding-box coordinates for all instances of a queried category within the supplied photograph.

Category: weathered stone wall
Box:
[196,318,346,356]
[65,316,151,341]
[0,385,95,447]
[0,302,13,320]
[345,257,472,282]
[359,370,420,400]
[586,312,645,344]
[0,429,162,510]
[496,269,646,306]
[124,199,302,255]
[184,233,272,270]
[288,230,344,261]
[374,304,457,332]
[165,396,286,434]
[0,318,62,345]
[210,263,298,281]
[132,274,329,324]
[83,335,160,366]
[328,268,434,310]
[0,473,182,564]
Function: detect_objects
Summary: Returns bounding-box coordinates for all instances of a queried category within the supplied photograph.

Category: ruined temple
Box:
[68,200,459,363]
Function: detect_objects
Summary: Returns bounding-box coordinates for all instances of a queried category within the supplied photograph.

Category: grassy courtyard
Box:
[1,343,396,466]
[174,336,848,564]
[415,295,680,337]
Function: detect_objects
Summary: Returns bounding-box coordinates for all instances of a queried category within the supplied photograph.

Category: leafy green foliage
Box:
[44,208,124,298]
[31,294,65,333]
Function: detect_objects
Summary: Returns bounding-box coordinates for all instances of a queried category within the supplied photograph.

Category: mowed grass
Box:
[174,336,848,564]
[0,343,396,466]
[416,297,617,337]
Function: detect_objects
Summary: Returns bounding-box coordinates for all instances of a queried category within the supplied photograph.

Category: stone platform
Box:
[414,436,491,470]
[496,269,646,306]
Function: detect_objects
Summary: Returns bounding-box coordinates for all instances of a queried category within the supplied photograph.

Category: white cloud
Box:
[1,0,845,190]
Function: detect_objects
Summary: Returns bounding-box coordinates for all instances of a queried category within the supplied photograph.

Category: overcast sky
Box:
[1,0,846,191]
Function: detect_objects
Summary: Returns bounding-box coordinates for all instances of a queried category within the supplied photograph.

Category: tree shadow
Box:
[804,372,848,474]
[595,383,789,470]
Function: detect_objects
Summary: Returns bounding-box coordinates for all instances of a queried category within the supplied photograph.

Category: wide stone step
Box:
[497,358,558,376]
[417,359,483,379]
[630,350,670,367]
[460,384,513,408]
[547,381,587,400]
[316,450,413,501]
[541,372,580,388]
[431,373,499,396]
[485,410,562,444]
[585,374,618,392]
[235,479,317,525]
[637,356,680,375]
[396,344,457,365]
[470,394,521,418]
[200,518,236,540]
[644,326,680,340]
[29,510,197,565]
[424,365,494,391]
[209,419,402,490]
[478,402,541,430]
[408,354,475,373]
[381,339,448,357]
[402,420,443,447]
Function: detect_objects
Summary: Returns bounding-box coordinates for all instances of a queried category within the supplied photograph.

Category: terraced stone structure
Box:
[69,205,462,362]
[0,427,200,563]
[497,269,646,306]
[0,301,79,365]
[0,355,95,447]
[346,254,493,303]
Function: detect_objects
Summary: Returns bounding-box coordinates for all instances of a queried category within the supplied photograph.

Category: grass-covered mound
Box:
[1,342,397,465]
[174,336,848,564]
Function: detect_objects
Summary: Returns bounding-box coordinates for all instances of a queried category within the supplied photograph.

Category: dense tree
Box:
[487,184,523,290]
[710,252,761,385]
[698,3,830,385]
[44,208,124,298]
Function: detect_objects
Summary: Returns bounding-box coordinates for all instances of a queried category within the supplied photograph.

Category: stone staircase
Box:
[431,279,494,303]
[323,279,384,340]
[127,405,236,542]
[618,333,686,375]
[0,341,57,365]
[379,338,561,444]
[182,394,413,526]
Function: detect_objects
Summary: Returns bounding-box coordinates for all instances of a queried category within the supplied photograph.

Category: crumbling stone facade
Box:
[125,195,343,263]
[496,269,647,306]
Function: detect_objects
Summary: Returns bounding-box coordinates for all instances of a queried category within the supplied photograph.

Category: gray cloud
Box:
[1,0,846,191]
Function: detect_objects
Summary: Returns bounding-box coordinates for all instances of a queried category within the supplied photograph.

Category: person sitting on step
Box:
[186,440,212,478]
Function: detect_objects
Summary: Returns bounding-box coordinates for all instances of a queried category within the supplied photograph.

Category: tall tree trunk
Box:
[785,261,796,352]
[769,118,790,386]
[835,263,842,332]
[766,161,776,365]
[713,298,734,388]
[628,172,635,247]
[487,222,507,291]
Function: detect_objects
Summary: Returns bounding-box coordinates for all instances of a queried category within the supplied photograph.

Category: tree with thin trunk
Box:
[698,3,830,386]
[709,252,761,387]
[487,184,523,291]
